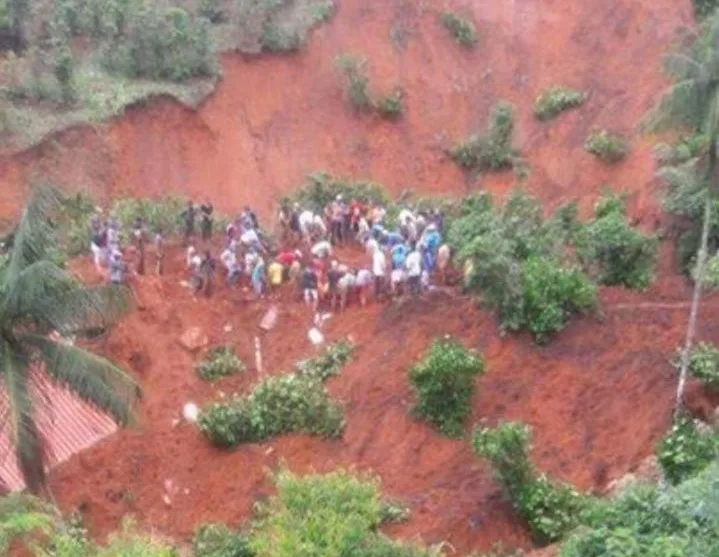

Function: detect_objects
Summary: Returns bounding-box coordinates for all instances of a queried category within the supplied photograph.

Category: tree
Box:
[646,12,719,412]
[0,186,139,493]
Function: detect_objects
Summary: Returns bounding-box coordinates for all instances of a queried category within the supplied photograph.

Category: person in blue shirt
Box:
[391,242,409,270]
[385,230,404,248]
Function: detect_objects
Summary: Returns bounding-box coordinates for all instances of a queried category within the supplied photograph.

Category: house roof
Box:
[0,369,118,492]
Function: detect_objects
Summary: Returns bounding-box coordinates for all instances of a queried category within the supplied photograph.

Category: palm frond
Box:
[4,186,63,282]
[1,340,46,493]
[20,334,139,426]
[1,260,132,335]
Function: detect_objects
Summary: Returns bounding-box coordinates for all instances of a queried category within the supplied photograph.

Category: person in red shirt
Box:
[276,249,298,267]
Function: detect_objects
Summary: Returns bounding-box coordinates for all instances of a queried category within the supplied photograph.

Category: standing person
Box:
[244,249,259,285]
[198,250,216,298]
[337,269,356,312]
[327,260,344,311]
[405,245,422,296]
[90,220,108,275]
[200,202,214,243]
[437,244,451,285]
[355,267,373,307]
[181,201,196,246]
[242,205,258,230]
[330,195,344,245]
[372,247,387,301]
[289,203,301,241]
[311,239,332,260]
[136,228,146,276]
[251,256,266,299]
[268,258,284,297]
[221,244,237,276]
[298,209,314,244]
[108,250,126,285]
[390,265,405,297]
[301,265,319,311]
[154,232,165,276]
[106,219,120,254]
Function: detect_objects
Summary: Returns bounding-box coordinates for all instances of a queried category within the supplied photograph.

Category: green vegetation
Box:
[250,468,439,557]
[680,341,719,390]
[576,194,658,289]
[654,133,707,167]
[473,422,589,544]
[694,252,719,287]
[450,102,520,173]
[375,88,404,119]
[334,54,403,119]
[439,11,477,47]
[0,186,138,492]
[584,130,629,163]
[198,342,352,447]
[657,415,718,485]
[285,171,390,214]
[448,190,596,343]
[693,0,719,19]
[534,86,585,121]
[196,346,245,382]
[559,463,719,557]
[193,523,254,557]
[409,337,485,437]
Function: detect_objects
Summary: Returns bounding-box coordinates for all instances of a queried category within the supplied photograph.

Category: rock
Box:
[182,402,199,423]
[179,327,208,352]
[223,323,233,333]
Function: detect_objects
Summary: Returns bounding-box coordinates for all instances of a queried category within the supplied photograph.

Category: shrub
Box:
[657,415,719,485]
[440,11,477,47]
[199,373,344,447]
[198,0,227,24]
[575,194,658,289]
[335,54,372,111]
[683,342,719,390]
[110,196,186,236]
[654,134,707,167]
[196,346,245,382]
[534,86,584,121]
[450,102,519,172]
[376,88,403,119]
[693,252,719,288]
[694,0,719,19]
[193,523,254,557]
[287,171,390,213]
[294,340,353,381]
[250,468,440,557]
[585,130,629,163]
[409,337,485,437]
[102,3,215,82]
[473,422,588,544]
[260,22,302,52]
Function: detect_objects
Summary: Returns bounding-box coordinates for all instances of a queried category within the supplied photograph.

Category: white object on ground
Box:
[224,324,233,333]
[308,327,324,345]
[255,336,263,375]
[182,402,199,423]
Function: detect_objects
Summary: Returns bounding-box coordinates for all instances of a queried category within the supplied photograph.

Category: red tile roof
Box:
[0,369,117,492]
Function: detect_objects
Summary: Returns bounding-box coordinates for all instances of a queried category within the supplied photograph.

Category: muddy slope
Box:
[0,0,693,221]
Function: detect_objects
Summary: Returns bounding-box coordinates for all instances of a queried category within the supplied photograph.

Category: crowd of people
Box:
[86,195,452,313]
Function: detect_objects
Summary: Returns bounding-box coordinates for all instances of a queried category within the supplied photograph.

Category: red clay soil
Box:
[42,241,719,555]
[0,0,694,224]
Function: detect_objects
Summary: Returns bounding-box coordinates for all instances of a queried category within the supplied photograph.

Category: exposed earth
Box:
[0,0,713,554]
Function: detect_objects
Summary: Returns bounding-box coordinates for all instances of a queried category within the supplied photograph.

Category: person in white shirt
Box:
[220,247,237,273]
[311,239,332,259]
[240,227,261,251]
[372,248,387,300]
[299,210,314,239]
[312,214,327,238]
[355,268,373,307]
[357,217,370,244]
[244,250,259,278]
[365,235,379,256]
[405,247,422,296]
[390,267,405,297]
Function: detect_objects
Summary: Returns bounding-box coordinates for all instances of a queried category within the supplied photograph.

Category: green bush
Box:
[198,0,226,24]
[654,134,707,167]
[657,415,718,485]
[199,374,344,447]
[260,22,302,52]
[473,422,588,544]
[534,86,585,121]
[376,88,403,119]
[193,523,254,557]
[450,102,519,172]
[585,130,629,163]
[110,196,187,236]
[576,194,658,289]
[294,340,353,381]
[335,54,372,111]
[694,0,719,19]
[693,252,719,287]
[196,346,245,382]
[409,337,484,437]
[439,11,477,47]
[680,341,719,391]
[250,468,440,557]
[102,3,215,81]
[287,171,390,213]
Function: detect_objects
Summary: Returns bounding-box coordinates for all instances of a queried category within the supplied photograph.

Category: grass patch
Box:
[534,86,585,121]
[449,101,520,172]
[585,130,629,163]
[440,11,477,47]
[335,54,373,111]
[376,88,404,119]
[196,346,245,382]
[284,171,390,214]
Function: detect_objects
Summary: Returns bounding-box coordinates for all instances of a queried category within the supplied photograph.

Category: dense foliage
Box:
[285,172,390,214]
[335,54,372,111]
[693,0,719,19]
[199,342,352,447]
[684,341,719,390]
[584,130,629,163]
[193,523,254,557]
[439,12,477,47]
[448,191,596,343]
[656,415,718,485]
[250,468,440,557]
[450,102,519,172]
[559,463,719,557]
[576,194,658,289]
[196,346,245,382]
[472,422,588,544]
[375,88,404,119]
[408,337,485,437]
[534,86,585,121]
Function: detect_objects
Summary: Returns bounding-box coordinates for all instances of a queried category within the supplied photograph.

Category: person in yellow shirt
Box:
[268,259,284,297]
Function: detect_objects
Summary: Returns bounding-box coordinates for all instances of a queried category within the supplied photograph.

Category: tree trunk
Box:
[675,139,716,413]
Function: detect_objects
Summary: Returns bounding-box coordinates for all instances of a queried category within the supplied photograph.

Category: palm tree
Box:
[0,186,139,493]
[647,12,719,412]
